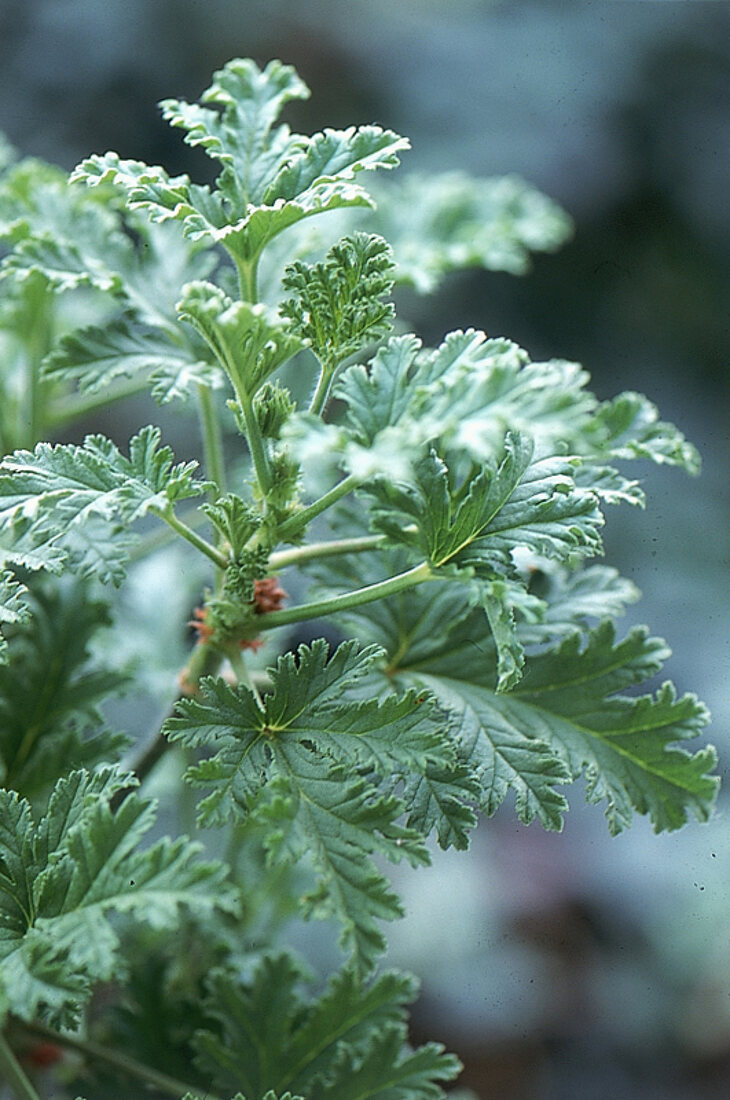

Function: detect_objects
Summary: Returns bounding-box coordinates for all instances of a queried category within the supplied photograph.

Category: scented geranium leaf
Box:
[178,281,302,398]
[265,126,407,205]
[0,568,30,661]
[584,390,701,474]
[0,427,207,581]
[337,329,697,495]
[0,768,234,1026]
[280,232,395,371]
[194,953,457,1100]
[368,434,604,578]
[502,622,718,833]
[161,57,311,207]
[0,158,128,294]
[394,615,717,835]
[309,1025,460,1100]
[164,641,450,970]
[75,60,407,267]
[400,762,480,851]
[335,334,422,447]
[0,575,128,799]
[516,563,640,646]
[368,170,572,293]
[42,315,222,405]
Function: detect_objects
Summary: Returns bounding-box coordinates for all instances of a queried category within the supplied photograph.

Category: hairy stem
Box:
[237,391,273,495]
[226,645,264,707]
[269,533,388,570]
[156,507,229,570]
[253,560,434,632]
[0,1029,42,1100]
[196,382,227,497]
[235,255,259,303]
[15,1018,222,1100]
[308,362,335,417]
[278,473,361,542]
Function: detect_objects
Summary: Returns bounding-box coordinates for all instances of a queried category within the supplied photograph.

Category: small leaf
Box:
[178,281,302,398]
[281,232,395,371]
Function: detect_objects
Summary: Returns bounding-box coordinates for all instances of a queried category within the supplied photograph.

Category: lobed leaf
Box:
[0,575,128,798]
[368,170,573,293]
[281,231,395,372]
[43,315,223,405]
[0,768,235,1026]
[164,640,458,971]
[0,427,207,583]
[193,952,459,1099]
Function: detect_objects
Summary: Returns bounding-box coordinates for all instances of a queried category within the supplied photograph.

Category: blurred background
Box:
[1,2,728,1097]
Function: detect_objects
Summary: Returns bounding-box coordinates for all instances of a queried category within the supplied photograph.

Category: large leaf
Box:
[164,640,457,972]
[73,59,408,267]
[0,768,234,1026]
[0,575,127,798]
[0,427,207,582]
[193,953,460,1100]
[337,328,699,483]
[368,170,573,293]
[43,315,223,405]
[397,617,717,835]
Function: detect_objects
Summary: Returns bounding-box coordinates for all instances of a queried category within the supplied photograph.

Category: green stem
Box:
[227,645,264,707]
[155,507,229,570]
[308,363,335,417]
[196,382,227,497]
[0,1030,42,1100]
[238,392,273,495]
[269,533,388,570]
[14,1018,221,1100]
[254,560,434,632]
[235,255,259,303]
[278,473,361,542]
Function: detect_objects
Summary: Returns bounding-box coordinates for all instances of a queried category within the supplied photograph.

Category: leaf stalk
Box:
[0,1029,42,1100]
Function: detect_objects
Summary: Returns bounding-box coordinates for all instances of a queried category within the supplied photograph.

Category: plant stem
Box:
[269,533,388,570]
[0,1029,42,1100]
[156,507,229,570]
[15,1018,222,1100]
[254,560,434,632]
[226,645,264,707]
[278,473,361,542]
[235,255,259,303]
[237,391,273,495]
[308,363,334,417]
[196,382,227,497]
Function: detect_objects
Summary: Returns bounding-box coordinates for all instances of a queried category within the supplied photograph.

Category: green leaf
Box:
[161,57,311,207]
[164,640,456,971]
[393,614,717,835]
[193,953,458,1099]
[43,315,223,405]
[0,575,128,798]
[584,390,701,474]
[368,435,604,579]
[0,569,30,661]
[178,281,302,398]
[337,329,696,492]
[281,232,395,371]
[0,427,207,582]
[74,59,408,266]
[368,170,573,293]
[0,768,234,1026]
